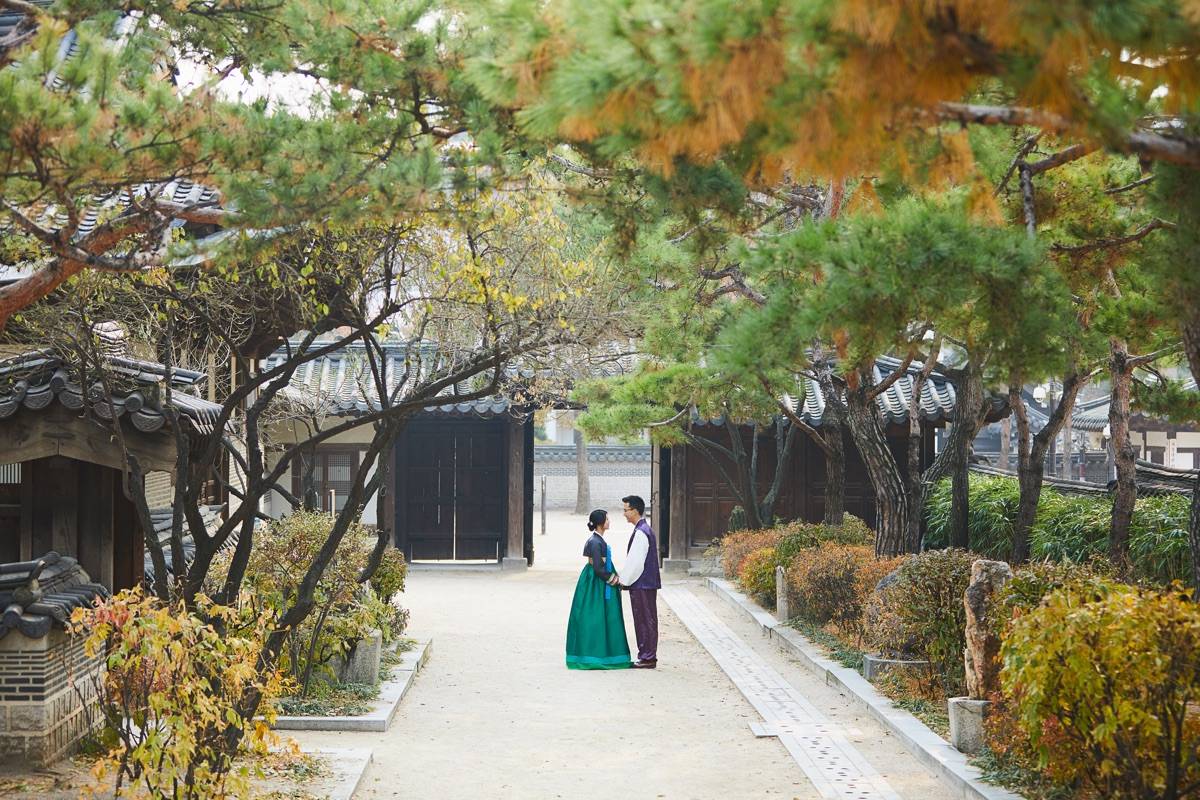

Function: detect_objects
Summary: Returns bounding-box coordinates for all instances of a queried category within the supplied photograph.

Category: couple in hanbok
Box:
[565,495,660,671]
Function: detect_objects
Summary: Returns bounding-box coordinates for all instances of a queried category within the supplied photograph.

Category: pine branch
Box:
[936,103,1200,168]
[1104,175,1155,195]
[1050,219,1175,255]
[994,133,1041,196]
[1027,143,1099,174]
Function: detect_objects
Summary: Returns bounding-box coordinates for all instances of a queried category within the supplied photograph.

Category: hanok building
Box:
[0,348,224,590]
[0,346,222,766]
[262,338,536,568]
[651,357,957,569]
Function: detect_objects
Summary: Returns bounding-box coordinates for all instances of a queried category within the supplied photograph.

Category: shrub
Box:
[719,528,783,580]
[785,544,901,638]
[214,511,406,695]
[787,545,868,628]
[774,515,874,565]
[1002,581,1200,799]
[727,505,748,532]
[738,547,779,606]
[1129,494,1192,584]
[70,589,284,800]
[925,473,1193,585]
[369,545,408,602]
[925,475,1019,559]
[866,548,974,693]
[1028,491,1109,563]
[993,558,1113,637]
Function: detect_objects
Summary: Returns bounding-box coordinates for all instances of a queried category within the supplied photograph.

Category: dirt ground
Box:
[289,511,957,800]
[0,511,960,800]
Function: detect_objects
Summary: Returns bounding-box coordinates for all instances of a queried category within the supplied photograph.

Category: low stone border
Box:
[705,579,1024,800]
[307,747,373,800]
[273,638,433,733]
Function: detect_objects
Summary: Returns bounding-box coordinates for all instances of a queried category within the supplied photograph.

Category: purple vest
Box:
[627,519,662,590]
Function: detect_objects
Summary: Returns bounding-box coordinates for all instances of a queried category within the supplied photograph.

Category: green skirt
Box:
[565,566,632,670]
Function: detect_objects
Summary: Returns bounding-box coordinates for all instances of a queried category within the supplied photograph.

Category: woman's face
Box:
[595,517,609,534]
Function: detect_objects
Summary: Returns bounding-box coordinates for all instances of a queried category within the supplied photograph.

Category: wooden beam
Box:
[0,406,177,472]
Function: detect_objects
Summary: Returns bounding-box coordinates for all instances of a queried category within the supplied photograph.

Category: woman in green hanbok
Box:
[565,509,632,670]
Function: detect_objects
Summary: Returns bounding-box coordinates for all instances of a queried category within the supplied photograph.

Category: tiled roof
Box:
[534,445,653,463]
[774,356,958,427]
[0,553,108,640]
[1067,379,1199,433]
[0,0,50,53]
[970,459,1194,497]
[0,349,223,435]
[263,339,523,419]
[142,505,231,584]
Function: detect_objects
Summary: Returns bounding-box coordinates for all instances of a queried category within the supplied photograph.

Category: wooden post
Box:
[503,420,527,569]
[663,444,690,572]
[540,476,547,536]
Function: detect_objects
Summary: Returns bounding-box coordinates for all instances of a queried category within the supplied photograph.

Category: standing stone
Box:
[963,559,1013,700]
[775,565,790,622]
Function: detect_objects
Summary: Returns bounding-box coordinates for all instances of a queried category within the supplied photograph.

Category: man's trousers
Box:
[628,588,658,662]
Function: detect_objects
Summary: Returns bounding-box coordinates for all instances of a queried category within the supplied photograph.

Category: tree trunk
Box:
[573,427,591,515]
[1108,339,1137,566]
[823,426,846,526]
[1180,313,1200,595]
[1012,456,1044,562]
[1010,373,1088,563]
[904,415,925,553]
[815,365,849,526]
[844,369,908,557]
[946,364,986,550]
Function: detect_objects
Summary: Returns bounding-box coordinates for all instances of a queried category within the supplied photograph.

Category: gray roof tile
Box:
[0,349,223,435]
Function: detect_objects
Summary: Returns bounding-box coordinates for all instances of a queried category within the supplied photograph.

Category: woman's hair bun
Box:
[586,521,596,531]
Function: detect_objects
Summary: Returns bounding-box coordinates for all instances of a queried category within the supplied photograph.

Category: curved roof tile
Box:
[0,349,222,436]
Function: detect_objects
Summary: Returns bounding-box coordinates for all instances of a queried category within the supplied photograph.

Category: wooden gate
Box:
[394,419,508,561]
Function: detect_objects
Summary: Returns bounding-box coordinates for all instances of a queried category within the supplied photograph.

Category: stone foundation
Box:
[861,654,931,683]
[948,696,989,754]
[0,628,103,765]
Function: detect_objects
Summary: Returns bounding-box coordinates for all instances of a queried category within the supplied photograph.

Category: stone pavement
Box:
[664,587,900,800]
[287,512,957,800]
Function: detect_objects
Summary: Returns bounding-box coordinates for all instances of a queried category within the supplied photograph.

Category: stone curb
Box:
[308,747,373,800]
[704,578,1024,800]
[273,638,432,733]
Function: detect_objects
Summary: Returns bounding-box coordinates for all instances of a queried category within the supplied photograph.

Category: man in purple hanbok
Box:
[618,495,660,669]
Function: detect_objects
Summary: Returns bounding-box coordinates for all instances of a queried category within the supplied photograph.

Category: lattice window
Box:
[292,449,362,513]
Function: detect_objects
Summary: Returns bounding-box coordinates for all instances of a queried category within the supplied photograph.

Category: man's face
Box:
[622,504,638,523]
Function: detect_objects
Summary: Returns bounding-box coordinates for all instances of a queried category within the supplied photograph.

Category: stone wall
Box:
[534,446,652,510]
[0,629,103,765]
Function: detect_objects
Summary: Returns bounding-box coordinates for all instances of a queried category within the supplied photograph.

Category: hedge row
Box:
[722,521,1200,800]
[924,474,1192,584]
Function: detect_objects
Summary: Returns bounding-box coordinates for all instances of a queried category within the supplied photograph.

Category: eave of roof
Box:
[0,350,223,435]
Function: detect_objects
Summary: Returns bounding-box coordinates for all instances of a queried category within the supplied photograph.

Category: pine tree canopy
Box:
[0,0,507,326]
[471,0,1200,180]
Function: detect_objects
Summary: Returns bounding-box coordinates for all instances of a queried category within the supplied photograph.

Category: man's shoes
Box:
[631,660,657,669]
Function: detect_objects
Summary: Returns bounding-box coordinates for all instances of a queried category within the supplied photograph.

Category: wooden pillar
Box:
[663,444,690,572]
[649,444,663,546]
[502,419,527,569]
[76,463,114,589]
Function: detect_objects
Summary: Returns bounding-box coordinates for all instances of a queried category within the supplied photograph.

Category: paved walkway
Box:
[290,512,957,800]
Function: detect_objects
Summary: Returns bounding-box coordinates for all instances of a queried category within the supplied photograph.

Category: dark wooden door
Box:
[0,463,20,563]
[453,424,505,560]
[394,420,507,561]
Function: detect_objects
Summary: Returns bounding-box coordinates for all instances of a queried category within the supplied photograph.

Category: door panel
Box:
[395,421,507,561]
